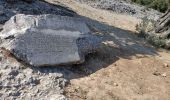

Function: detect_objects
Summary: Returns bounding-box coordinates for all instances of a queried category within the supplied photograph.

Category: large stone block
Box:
[0,14,101,66]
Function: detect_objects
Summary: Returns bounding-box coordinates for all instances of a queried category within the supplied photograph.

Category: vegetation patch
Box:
[136,17,167,48]
[132,0,168,13]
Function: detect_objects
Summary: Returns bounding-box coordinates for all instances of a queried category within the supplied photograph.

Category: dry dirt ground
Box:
[43,0,170,100]
[0,0,157,100]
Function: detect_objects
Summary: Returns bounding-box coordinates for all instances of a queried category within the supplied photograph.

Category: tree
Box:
[155,0,170,38]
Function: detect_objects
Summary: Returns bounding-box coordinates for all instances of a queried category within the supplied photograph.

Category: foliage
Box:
[146,35,166,47]
[136,17,155,38]
[136,16,166,48]
[132,0,168,13]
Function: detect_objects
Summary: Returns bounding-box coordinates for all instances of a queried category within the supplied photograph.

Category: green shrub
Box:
[132,0,154,5]
[146,35,166,47]
[136,17,166,48]
[132,0,168,13]
[136,17,155,38]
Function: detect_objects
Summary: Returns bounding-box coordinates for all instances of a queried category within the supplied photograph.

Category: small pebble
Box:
[163,63,169,67]
[114,63,117,66]
[153,71,161,76]
[161,73,167,77]
[113,83,118,86]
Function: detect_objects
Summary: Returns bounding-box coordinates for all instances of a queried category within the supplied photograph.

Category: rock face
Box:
[0,14,101,66]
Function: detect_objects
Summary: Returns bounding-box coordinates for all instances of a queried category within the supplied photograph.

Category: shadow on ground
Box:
[0,0,76,24]
[30,16,158,80]
[0,0,158,80]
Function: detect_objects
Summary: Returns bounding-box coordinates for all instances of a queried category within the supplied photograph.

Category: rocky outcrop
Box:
[0,14,101,66]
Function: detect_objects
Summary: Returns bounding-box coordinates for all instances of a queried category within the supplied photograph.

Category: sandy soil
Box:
[46,0,140,32]
[47,0,170,100]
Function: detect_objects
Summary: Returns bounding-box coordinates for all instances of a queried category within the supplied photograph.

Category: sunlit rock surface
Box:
[0,14,101,66]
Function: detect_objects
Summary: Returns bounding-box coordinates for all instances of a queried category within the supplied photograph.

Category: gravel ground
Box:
[0,48,70,100]
[76,0,162,20]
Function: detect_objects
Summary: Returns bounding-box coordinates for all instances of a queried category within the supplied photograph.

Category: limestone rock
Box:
[0,14,101,66]
[50,94,68,100]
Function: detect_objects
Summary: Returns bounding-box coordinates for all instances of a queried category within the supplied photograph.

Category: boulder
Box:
[0,14,101,66]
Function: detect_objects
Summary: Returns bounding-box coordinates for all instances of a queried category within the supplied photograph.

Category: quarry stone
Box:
[0,14,101,66]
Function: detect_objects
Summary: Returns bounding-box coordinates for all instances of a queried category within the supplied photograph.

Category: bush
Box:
[136,17,167,48]
[146,35,166,47]
[132,0,168,13]
[136,17,155,38]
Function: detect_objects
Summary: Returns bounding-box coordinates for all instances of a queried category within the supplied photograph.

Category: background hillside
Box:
[132,0,168,13]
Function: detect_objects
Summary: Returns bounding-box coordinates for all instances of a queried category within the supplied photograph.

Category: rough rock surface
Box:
[0,14,101,66]
[0,48,69,100]
[77,0,161,20]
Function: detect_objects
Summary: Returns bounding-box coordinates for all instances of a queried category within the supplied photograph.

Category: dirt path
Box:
[46,0,170,100]
[46,0,140,32]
